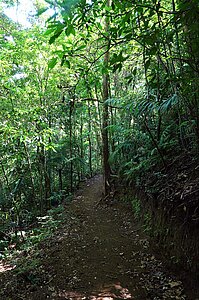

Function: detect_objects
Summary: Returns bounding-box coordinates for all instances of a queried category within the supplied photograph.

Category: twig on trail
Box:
[96,191,116,207]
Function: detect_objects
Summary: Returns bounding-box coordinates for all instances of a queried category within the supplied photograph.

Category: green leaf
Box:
[105,5,112,12]
[49,35,57,44]
[49,24,65,44]
[66,24,75,36]
[55,50,64,59]
[124,33,132,40]
[75,45,86,51]
[65,60,70,68]
[110,52,128,66]
[111,1,115,10]
[49,31,63,44]
[48,57,58,69]
[61,56,70,68]
[133,68,137,76]
[35,7,48,17]
[145,59,150,71]
[45,0,55,5]
[44,27,55,36]
[148,47,157,55]
[125,75,133,84]
[46,13,58,23]
[136,7,143,13]
[122,11,131,24]
[113,63,122,73]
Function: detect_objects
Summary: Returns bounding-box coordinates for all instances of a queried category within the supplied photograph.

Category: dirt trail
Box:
[1,175,190,299]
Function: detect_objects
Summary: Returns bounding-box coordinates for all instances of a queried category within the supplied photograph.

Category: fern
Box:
[160,93,178,112]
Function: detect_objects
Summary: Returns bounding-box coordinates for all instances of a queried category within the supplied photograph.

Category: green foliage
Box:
[1,204,66,260]
[143,212,153,234]
[0,1,198,271]
[131,197,141,219]
[15,256,40,278]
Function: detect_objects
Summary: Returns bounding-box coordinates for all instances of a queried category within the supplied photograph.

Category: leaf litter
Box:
[0,175,192,299]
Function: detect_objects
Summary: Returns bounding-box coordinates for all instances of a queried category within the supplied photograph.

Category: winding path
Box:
[2,175,188,299]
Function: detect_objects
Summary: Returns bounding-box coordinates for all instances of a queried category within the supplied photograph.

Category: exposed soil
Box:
[0,175,196,299]
[139,151,199,296]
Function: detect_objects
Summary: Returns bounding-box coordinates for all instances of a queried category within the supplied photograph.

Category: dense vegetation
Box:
[0,0,199,275]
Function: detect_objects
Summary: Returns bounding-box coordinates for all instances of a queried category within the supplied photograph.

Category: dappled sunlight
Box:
[58,290,85,299]
[0,263,16,273]
[58,281,133,299]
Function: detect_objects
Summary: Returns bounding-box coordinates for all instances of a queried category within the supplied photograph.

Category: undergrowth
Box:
[0,205,67,275]
[121,194,153,234]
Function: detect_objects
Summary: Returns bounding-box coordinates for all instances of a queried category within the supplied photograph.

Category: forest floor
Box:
[0,175,197,300]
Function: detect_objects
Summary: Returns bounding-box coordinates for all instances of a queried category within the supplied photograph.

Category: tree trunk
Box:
[102,0,111,195]
[69,99,74,192]
[87,100,93,177]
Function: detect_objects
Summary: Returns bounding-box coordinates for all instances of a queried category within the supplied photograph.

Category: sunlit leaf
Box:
[66,24,75,36]
[48,57,58,69]
[35,7,48,17]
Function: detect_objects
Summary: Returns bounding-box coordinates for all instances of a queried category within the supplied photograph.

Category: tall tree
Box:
[102,0,111,195]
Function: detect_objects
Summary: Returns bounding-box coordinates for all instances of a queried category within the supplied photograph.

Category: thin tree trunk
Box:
[23,142,36,203]
[69,100,74,192]
[87,100,93,177]
[58,168,63,191]
[1,161,11,193]
[102,0,111,195]
[84,78,94,178]
[80,112,84,179]
[41,144,51,209]
[144,118,167,170]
